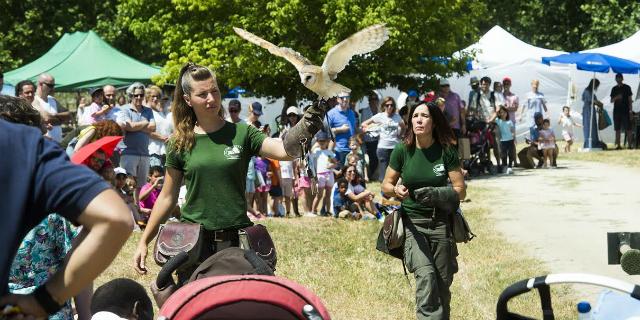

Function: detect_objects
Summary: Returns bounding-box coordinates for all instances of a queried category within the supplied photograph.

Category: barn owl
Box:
[233,24,389,99]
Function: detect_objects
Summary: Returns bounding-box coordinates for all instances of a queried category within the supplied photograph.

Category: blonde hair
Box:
[171,62,224,153]
[145,85,162,103]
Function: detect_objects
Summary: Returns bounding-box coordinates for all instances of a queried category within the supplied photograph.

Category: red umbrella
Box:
[71,136,122,165]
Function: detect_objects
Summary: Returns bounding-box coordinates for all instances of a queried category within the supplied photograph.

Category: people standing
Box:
[467,76,480,110]
[246,101,263,125]
[469,76,500,169]
[610,73,634,149]
[520,79,548,125]
[359,91,380,180]
[80,88,105,125]
[382,101,465,319]
[226,99,243,124]
[438,79,465,137]
[117,82,156,199]
[34,74,72,142]
[582,79,604,149]
[15,80,36,105]
[361,96,404,180]
[147,85,173,167]
[327,92,357,165]
[502,77,519,165]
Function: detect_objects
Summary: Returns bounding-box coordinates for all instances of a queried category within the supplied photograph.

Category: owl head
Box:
[299,71,316,87]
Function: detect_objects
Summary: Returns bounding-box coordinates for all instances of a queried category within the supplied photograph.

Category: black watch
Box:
[33,285,63,315]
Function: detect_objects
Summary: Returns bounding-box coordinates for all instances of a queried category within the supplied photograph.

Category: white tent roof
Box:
[584,29,640,63]
[460,26,566,70]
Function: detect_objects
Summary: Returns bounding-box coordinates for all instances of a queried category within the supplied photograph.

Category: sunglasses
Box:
[42,82,55,88]
[229,109,240,113]
[384,103,394,107]
[133,94,144,98]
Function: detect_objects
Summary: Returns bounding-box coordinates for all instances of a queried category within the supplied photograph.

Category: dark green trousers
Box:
[404,219,459,320]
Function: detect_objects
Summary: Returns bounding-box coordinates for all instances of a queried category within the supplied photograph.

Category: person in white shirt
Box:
[33,74,72,142]
[146,85,173,167]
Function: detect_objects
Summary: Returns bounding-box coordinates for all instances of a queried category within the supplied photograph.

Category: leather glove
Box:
[414,186,459,211]
[283,99,332,158]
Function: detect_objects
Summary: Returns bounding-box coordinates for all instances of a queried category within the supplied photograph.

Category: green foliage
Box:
[118,0,485,103]
[580,0,640,49]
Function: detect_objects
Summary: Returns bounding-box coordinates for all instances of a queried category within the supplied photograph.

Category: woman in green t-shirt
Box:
[133,63,330,277]
[382,101,466,319]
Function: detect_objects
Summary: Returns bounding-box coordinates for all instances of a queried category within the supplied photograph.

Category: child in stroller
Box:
[463,117,498,176]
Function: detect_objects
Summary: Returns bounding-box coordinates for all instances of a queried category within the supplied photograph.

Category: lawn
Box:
[518,142,640,168]
[96,183,576,319]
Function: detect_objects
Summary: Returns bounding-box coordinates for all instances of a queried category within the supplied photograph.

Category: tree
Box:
[580,0,640,49]
[117,0,485,110]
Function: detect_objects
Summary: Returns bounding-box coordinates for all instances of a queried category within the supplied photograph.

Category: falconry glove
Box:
[283,99,330,158]
[414,186,459,211]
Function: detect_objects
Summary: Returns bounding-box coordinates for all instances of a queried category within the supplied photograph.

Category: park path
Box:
[468,159,640,301]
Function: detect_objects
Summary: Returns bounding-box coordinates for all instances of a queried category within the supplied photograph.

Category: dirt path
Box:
[468,159,640,301]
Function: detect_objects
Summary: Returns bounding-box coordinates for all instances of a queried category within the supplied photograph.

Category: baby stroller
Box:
[496,273,640,319]
[463,118,497,176]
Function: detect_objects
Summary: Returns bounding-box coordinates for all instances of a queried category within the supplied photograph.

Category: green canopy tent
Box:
[4,30,160,91]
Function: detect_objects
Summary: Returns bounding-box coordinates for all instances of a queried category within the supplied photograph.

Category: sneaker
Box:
[304,212,317,218]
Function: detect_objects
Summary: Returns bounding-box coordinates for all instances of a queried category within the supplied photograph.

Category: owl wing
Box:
[321,24,389,80]
[233,27,313,72]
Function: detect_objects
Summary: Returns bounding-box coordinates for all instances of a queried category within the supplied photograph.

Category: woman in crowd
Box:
[341,164,377,219]
[146,85,174,167]
[361,96,405,179]
[582,78,604,149]
[382,101,466,319]
[132,62,328,279]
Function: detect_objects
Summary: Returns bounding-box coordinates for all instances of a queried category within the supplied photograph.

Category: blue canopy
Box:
[541,52,640,74]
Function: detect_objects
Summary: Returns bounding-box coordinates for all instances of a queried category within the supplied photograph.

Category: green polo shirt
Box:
[389,142,460,220]
[166,122,265,230]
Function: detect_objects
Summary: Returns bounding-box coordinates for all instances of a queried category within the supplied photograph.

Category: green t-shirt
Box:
[388,142,460,219]
[166,122,266,230]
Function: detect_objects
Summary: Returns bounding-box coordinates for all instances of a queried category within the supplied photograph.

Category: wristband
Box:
[33,285,62,315]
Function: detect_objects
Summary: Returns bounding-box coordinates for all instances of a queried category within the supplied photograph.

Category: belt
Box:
[203,229,238,242]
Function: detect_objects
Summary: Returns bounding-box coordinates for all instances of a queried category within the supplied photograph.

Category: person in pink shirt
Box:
[138,166,164,227]
[502,77,519,166]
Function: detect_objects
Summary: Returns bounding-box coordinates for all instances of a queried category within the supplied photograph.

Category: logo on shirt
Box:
[433,164,446,176]
[224,145,243,160]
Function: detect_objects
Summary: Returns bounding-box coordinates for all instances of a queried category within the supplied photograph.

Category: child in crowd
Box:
[279,159,297,217]
[333,178,361,220]
[267,158,284,217]
[91,278,153,320]
[138,166,164,227]
[344,136,368,183]
[295,156,314,217]
[492,106,516,172]
[538,119,556,168]
[245,156,265,221]
[311,131,337,216]
[558,106,581,153]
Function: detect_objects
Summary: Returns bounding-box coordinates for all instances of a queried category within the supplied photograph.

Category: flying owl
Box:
[233,24,389,99]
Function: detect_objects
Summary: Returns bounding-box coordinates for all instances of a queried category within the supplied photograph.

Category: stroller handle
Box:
[497,273,640,320]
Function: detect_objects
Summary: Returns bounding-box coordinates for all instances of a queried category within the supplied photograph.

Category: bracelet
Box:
[33,285,63,315]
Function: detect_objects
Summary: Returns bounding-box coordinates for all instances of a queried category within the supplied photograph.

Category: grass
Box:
[96,182,576,319]
[517,142,640,168]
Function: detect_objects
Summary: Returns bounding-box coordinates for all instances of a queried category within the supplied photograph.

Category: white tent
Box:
[584,30,640,62]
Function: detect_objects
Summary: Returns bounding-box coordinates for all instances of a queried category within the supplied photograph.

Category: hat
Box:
[114,167,127,176]
[315,131,329,141]
[534,112,543,120]
[90,87,104,97]
[439,79,450,86]
[286,106,301,116]
[469,76,479,85]
[502,76,512,83]
[407,90,419,97]
[251,102,263,116]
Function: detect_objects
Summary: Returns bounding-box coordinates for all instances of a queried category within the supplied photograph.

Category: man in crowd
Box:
[0,95,132,318]
[117,82,155,199]
[502,77,519,166]
[327,92,357,165]
[246,101,263,125]
[359,91,380,180]
[15,80,36,104]
[610,73,634,150]
[102,84,121,121]
[438,79,465,137]
[469,76,501,169]
[34,73,72,142]
[521,79,547,125]
[468,76,480,108]
[226,99,243,124]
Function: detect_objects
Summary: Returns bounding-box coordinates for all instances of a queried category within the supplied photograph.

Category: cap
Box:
[502,76,512,83]
[470,76,479,85]
[534,112,543,119]
[315,131,329,141]
[407,90,419,97]
[439,79,450,86]
[251,102,263,115]
[90,87,104,97]
[114,167,127,175]
[286,106,301,116]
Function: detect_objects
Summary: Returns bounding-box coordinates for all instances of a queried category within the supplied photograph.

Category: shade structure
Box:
[542,52,640,74]
[4,31,160,91]
[541,52,640,150]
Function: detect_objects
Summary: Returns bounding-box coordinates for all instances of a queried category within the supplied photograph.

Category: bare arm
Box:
[73,128,96,152]
[448,168,466,201]
[259,137,293,161]
[381,166,408,199]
